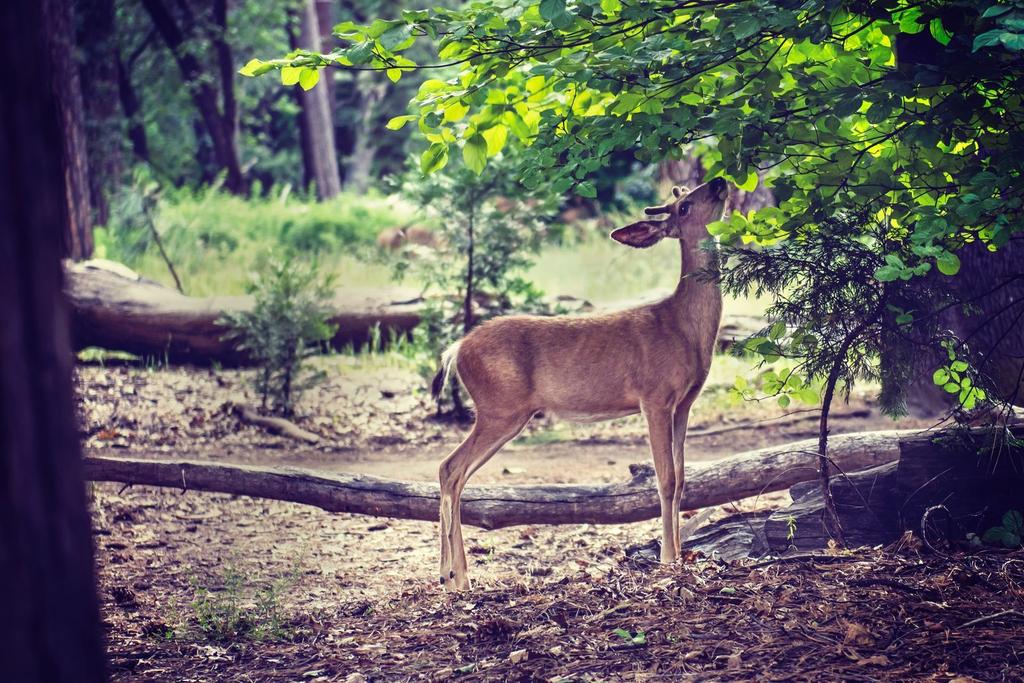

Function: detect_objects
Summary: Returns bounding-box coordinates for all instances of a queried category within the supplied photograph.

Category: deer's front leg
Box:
[642,403,678,563]
[671,401,694,559]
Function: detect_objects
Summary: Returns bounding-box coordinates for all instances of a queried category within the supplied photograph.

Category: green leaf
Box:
[443,101,470,122]
[298,67,320,91]
[281,66,301,86]
[420,142,449,174]
[379,23,414,51]
[973,29,1004,51]
[386,115,416,131]
[577,181,597,198]
[463,134,488,174]
[936,251,960,276]
[386,68,402,83]
[238,58,263,77]
[982,526,1005,544]
[897,8,925,35]
[481,124,508,156]
[1003,510,1024,534]
[950,360,969,372]
[932,368,949,385]
[539,0,567,21]
[929,18,953,46]
[736,171,759,193]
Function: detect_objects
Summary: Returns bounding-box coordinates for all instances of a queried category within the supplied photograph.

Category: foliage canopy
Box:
[248,0,1024,413]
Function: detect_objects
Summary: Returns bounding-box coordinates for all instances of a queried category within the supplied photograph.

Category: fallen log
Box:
[83,429,911,529]
[65,260,423,364]
[66,260,765,364]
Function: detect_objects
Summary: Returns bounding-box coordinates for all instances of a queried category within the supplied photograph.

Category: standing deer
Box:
[432,177,729,590]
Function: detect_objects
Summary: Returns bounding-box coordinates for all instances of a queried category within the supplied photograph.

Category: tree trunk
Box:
[295,0,342,200]
[658,156,775,213]
[344,74,385,194]
[0,3,106,679]
[76,0,122,227]
[904,238,1024,416]
[82,430,907,530]
[117,56,150,164]
[141,0,245,194]
[43,0,94,259]
[314,0,337,121]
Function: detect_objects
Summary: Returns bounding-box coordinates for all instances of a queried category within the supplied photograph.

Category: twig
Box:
[687,408,870,438]
[140,197,184,294]
[748,553,857,569]
[957,610,1024,630]
[230,403,320,444]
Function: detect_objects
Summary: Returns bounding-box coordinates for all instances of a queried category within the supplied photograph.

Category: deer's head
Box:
[611,177,729,248]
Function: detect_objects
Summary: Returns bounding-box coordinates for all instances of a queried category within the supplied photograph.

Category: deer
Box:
[431,177,730,590]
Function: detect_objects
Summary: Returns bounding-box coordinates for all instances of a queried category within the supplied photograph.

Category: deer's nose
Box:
[709,177,728,198]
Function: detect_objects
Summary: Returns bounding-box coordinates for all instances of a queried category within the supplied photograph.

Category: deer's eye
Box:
[679,202,691,216]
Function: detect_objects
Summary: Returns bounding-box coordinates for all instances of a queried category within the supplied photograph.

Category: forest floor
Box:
[78,359,1024,681]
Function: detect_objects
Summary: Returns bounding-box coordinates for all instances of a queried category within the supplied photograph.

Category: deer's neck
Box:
[668,235,722,347]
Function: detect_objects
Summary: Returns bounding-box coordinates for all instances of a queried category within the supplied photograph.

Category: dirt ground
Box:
[78,361,1024,681]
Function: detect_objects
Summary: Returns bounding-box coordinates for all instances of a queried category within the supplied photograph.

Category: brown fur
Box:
[436,178,729,590]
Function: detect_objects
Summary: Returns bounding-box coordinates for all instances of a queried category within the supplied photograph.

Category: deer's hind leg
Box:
[438,411,531,591]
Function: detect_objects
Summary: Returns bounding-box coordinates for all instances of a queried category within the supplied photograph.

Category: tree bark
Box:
[141,0,245,194]
[76,0,122,227]
[0,3,106,678]
[294,0,342,200]
[344,74,385,194]
[82,430,908,530]
[116,29,155,166]
[43,0,94,259]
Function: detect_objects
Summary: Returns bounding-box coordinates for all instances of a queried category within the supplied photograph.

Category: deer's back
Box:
[456,307,710,417]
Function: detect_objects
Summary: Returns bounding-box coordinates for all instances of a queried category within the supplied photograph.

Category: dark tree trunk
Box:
[116,56,151,164]
[905,238,1024,415]
[76,0,122,227]
[141,0,245,194]
[0,2,106,680]
[295,0,342,200]
[43,0,94,259]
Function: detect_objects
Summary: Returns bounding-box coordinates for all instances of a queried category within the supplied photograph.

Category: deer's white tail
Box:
[431,340,462,400]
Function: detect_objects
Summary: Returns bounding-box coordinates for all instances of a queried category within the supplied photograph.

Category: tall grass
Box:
[96,188,767,317]
[95,186,420,296]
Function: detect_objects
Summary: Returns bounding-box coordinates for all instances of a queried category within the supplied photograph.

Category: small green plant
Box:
[220,254,336,416]
[612,628,647,646]
[187,563,300,641]
[786,515,798,542]
[393,152,557,417]
[982,510,1024,549]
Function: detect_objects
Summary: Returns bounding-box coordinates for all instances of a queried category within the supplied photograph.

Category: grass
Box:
[100,188,769,316]
[96,187,421,297]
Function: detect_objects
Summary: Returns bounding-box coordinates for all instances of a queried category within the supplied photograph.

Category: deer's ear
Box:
[610,220,665,248]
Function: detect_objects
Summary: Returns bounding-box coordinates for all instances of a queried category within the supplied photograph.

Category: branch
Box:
[82,429,913,529]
